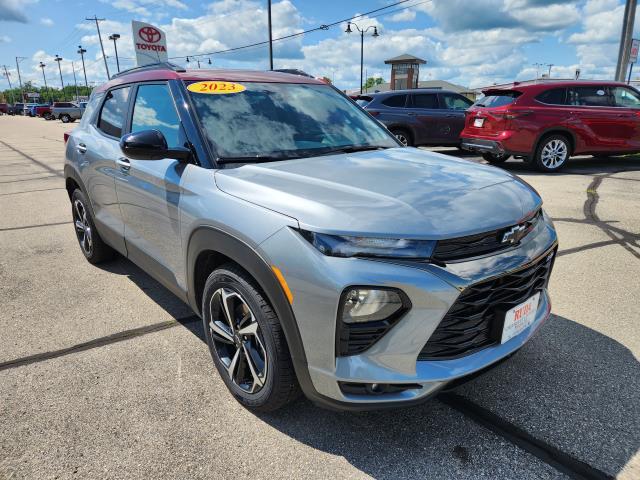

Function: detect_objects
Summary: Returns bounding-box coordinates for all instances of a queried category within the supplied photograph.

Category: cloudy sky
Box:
[0,0,634,91]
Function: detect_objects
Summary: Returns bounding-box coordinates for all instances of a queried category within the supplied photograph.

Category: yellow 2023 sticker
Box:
[187,81,246,94]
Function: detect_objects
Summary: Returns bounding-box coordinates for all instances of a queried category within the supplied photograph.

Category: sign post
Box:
[132,21,168,67]
[628,38,640,84]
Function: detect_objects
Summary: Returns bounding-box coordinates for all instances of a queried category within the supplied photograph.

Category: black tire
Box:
[533,134,571,172]
[70,189,116,264]
[482,152,511,164]
[390,128,413,147]
[202,264,300,411]
[61,114,71,123]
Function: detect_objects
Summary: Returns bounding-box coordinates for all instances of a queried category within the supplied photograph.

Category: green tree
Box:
[363,77,384,91]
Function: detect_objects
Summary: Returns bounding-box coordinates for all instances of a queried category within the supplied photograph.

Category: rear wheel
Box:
[533,134,570,172]
[71,189,116,264]
[202,264,300,411]
[60,114,71,123]
[390,128,413,147]
[482,152,511,164]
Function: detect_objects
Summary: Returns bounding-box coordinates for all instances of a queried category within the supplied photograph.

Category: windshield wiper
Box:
[313,145,388,156]
[216,155,292,164]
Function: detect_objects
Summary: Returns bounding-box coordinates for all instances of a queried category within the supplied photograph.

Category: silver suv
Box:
[64,64,558,411]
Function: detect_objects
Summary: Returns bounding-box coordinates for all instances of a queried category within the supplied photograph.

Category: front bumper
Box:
[258,216,557,410]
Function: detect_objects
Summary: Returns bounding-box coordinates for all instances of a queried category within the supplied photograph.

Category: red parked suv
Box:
[460,81,640,171]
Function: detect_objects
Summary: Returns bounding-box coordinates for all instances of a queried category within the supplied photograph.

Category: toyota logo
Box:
[139,26,161,43]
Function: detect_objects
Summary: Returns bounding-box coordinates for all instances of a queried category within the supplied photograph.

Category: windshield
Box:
[187,82,397,160]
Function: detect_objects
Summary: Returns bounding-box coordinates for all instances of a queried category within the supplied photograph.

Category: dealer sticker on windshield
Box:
[187,81,246,94]
[501,292,540,344]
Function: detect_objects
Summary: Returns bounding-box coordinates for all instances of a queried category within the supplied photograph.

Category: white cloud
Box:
[40,17,54,27]
[388,10,416,22]
[0,0,38,23]
[100,0,188,17]
[0,35,11,43]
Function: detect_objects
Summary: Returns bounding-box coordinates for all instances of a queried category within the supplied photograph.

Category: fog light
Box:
[341,288,403,324]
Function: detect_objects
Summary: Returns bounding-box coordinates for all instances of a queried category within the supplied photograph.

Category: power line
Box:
[169,0,424,60]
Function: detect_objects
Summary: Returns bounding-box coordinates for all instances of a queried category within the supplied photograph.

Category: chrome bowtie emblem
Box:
[501,224,527,244]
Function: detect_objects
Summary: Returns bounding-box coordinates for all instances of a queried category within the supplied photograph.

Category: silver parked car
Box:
[64,64,558,411]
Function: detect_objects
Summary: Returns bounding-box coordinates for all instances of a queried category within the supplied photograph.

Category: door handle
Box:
[116,157,131,172]
[76,143,87,154]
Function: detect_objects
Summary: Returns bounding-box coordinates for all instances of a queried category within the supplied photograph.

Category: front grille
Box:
[433,210,542,262]
[418,248,556,360]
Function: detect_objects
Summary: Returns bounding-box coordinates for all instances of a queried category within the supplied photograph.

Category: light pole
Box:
[15,56,26,103]
[77,45,88,88]
[345,22,379,94]
[54,55,65,100]
[39,62,49,103]
[109,34,121,72]
[547,63,554,78]
[1,66,15,104]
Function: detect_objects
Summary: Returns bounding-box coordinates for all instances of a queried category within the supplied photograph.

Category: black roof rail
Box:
[110,62,186,79]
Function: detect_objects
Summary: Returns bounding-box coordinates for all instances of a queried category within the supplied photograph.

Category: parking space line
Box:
[439,393,614,480]
[0,221,71,232]
[0,174,60,184]
[0,187,66,197]
[0,315,200,372]
[0,139,64,178]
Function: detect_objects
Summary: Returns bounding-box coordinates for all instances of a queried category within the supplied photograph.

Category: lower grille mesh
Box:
[418,248,556,360]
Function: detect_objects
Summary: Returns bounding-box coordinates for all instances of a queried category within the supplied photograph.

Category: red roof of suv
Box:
[482,80,630,95]
[96,68,323,93]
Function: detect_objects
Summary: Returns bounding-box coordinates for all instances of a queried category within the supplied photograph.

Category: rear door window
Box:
[80,92,104,128]
[611,86,640,108]
[97,86,131,138]
[567,87,612,107]
[440,93,472,110]
[536,88,567,105]
[475,91,521,108]
[381,95,408,108]
[412,93,438,109]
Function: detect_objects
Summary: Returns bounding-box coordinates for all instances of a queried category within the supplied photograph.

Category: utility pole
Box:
[86,16,110,79]
[72,61,80,103]
[54,55,65,101]
[616,0,637,81]
[547,63,554,78]
[15,57,26,102]
[2,66,15,104]
[267,0,273,70]
[39,62,49,103]
[109,34,121,72]
[77,46,88,87]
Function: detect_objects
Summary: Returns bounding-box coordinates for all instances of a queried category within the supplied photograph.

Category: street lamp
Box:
[345,22,379,94]
[54,55,65,101]
[39,62,49,104]
[109,34,121,72]
[77,45,88,88]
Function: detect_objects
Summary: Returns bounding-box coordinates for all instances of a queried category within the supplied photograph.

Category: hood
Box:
[214,147,541,238]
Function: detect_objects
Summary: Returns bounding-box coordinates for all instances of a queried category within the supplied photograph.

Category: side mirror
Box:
[119,129,190,161]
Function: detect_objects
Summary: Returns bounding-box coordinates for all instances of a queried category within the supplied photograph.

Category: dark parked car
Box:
[460,80,640,172]
[357,89,473,147]
[0,103,8,115]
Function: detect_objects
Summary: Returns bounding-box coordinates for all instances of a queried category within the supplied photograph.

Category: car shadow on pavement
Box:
[258,315,639,479]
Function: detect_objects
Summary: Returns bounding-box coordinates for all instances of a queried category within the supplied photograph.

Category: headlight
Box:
[341,288,404,323]
[300,230,436,260]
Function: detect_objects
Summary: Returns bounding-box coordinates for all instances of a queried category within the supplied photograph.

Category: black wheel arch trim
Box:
[186,226,329,405]
[64,165,96,217]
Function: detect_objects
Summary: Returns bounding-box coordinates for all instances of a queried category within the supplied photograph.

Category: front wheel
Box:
[533,134,570,172]
[482,152,511,164]
[202,265,300,411]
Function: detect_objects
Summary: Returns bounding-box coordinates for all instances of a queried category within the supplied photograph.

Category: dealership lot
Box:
[0,115,638,479]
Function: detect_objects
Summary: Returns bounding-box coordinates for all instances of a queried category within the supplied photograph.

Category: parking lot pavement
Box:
[1,116,638,479]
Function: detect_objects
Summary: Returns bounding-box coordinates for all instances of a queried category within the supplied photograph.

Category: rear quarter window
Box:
[381,95,408,108]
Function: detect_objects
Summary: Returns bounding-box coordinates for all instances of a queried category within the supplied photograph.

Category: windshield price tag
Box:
[187,81,246,94]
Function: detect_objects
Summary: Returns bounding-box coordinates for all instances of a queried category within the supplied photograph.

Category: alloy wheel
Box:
[541,139,568,169]
[395,133,409,146]
[72,199,93,256]
[208,287,268,394]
